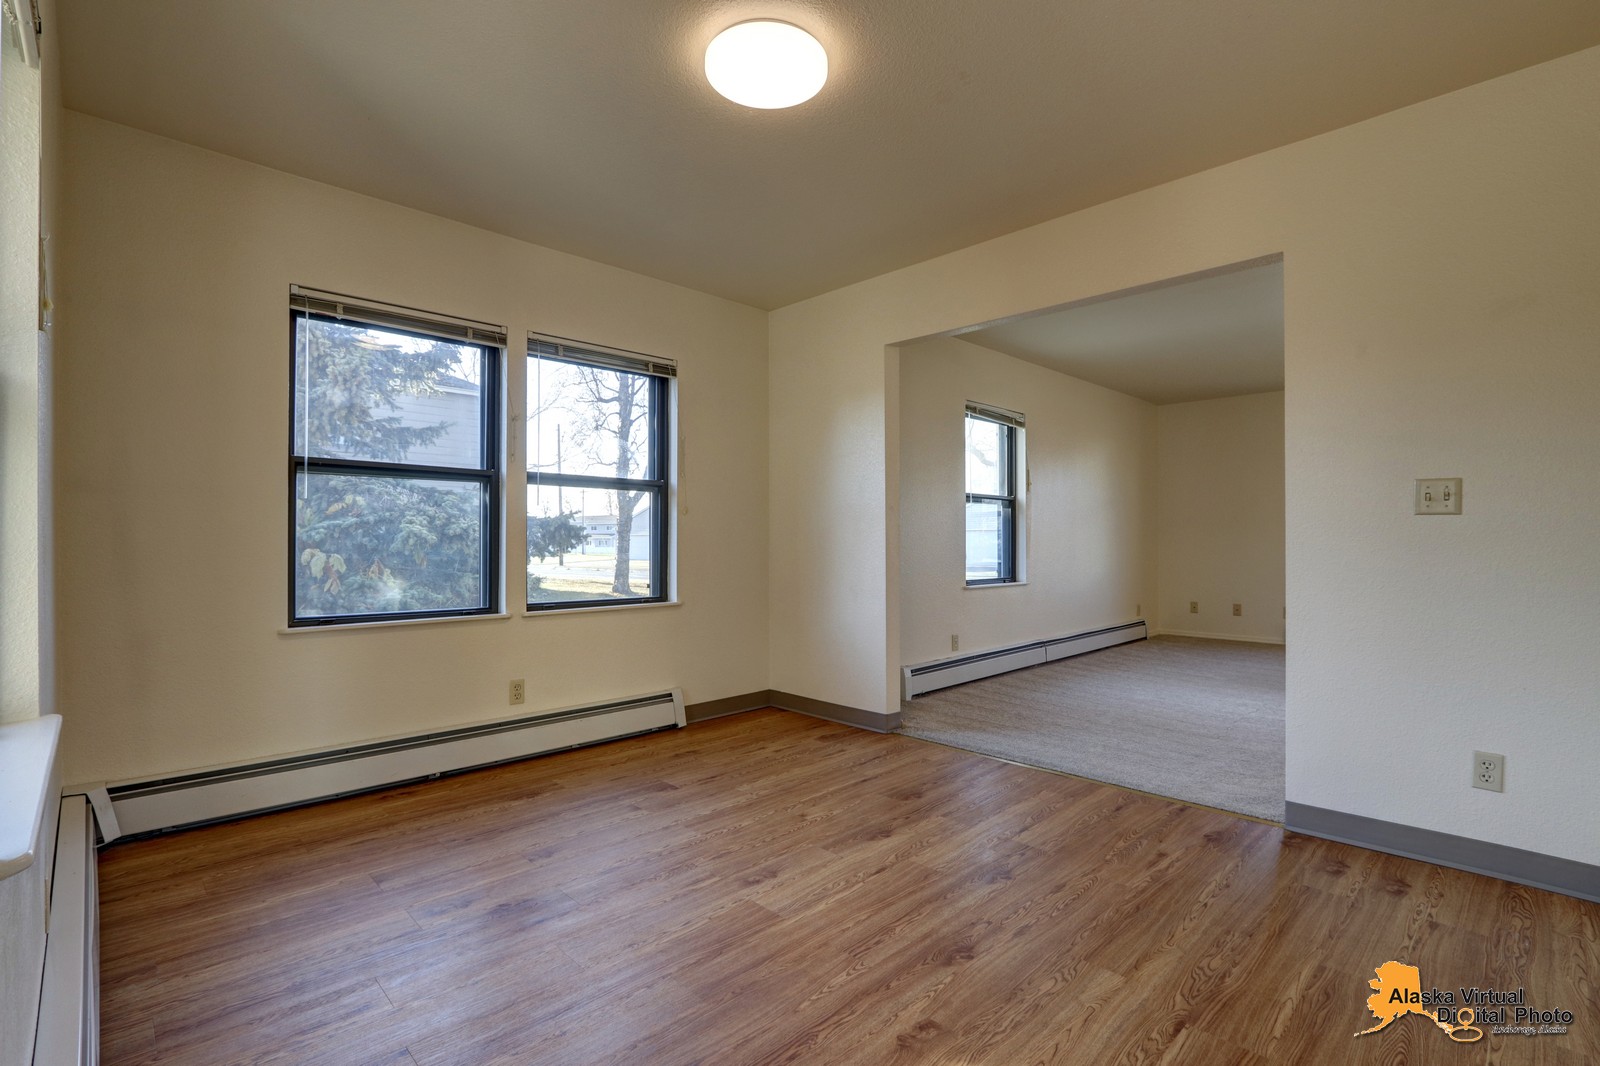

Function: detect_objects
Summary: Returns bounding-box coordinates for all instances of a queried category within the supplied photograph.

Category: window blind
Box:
[290,286,507,347]
[965,401,1025,428]
[528,333,677,378]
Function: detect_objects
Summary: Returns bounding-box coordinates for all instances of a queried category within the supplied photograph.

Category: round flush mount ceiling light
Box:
[705,20,828,109]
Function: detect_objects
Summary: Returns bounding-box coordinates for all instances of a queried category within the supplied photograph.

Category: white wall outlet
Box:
[509,678,526,705]
[1472,750,1504,792]
[1232,603,1242,617]
[1189,601,1198,614]
[951,634,959,652]
[1415,478,1463,515]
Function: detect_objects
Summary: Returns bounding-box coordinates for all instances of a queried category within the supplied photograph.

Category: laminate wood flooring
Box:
[98,710,1599,1065]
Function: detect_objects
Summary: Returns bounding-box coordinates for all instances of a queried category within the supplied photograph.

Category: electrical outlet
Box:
[1135,603,1141,617]
[509,678,526,705]
[951,634,959,652]
[1232,603,1242,617]
[1189,601,1198,614]
[1472,751,1504,792]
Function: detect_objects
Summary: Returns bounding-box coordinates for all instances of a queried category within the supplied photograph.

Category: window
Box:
[527,335,673,609]
[965,403,1024,585]
[290,288,503,625]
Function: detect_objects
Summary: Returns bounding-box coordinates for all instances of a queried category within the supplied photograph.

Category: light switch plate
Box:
[1415,478,1462,515]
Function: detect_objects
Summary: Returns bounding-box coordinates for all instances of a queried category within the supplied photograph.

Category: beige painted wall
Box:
[56,113,770,784]
[1156,391,1284,642]
[769,47,1600,864]
[0,13,53,727]
[898,335,1154,665]
[0,2,60,1058]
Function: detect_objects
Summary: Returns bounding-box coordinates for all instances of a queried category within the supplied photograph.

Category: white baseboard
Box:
[903,621,1147,699]
[100,691,685,837]
[34,795,98,1066]
[1155,629,1285,646]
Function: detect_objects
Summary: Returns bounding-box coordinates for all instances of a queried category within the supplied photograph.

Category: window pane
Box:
[294,316,484,467]
[966,499,1011,582]
[965,416,1007,496]
[294,471,486,619]
[527,359,654,480]
[528,485,658,604]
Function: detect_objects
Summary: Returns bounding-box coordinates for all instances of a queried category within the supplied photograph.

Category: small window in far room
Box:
[964,403,1024,585]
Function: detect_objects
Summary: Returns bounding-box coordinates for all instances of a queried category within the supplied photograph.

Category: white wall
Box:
[1156,391,1284,642]
[898,335,1155,665]
[56,113,770,784]
[769,47,1600,865]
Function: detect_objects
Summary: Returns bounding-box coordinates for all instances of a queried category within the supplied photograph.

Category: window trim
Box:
[526,336,674,612]
[288,298,504,628]
[964,403,1024,587]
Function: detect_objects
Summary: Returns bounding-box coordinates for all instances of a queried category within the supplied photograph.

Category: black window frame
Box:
[964,405,1021,586]
[526,336,672,611]
[288,293,503,627]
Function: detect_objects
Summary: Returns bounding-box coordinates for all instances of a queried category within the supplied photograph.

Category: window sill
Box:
[278,612,512,635]
[523,600,681,617]
[964,580,1030,590]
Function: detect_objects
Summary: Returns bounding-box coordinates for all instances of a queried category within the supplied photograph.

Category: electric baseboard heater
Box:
[902,622,1147,699]
[103,691,685,838]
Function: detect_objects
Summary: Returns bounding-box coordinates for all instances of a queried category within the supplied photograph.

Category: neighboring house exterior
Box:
[580,506,652,560]
[388,377,482,468]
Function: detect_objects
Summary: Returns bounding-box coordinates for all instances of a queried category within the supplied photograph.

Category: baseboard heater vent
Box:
[34,795,99,1066]
[104,691,685,838]
[902,622,1147,699]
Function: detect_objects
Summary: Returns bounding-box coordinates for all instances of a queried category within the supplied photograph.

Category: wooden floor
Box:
[100,711,1598,1065]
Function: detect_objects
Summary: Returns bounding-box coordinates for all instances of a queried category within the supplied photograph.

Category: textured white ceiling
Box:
[960,261,1284,405]
[57,1,1600,308]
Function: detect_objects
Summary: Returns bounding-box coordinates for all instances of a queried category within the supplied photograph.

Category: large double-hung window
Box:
[289,288,503,626]
[526,335,673,609]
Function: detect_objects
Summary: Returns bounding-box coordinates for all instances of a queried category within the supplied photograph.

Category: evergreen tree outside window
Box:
[289,290,502,625]
[526,335,673,609]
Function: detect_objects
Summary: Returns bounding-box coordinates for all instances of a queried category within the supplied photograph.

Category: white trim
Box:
[33,796,97,1066]
[102,691,685,837]
[0,714,60,881]
[963,580,1030,590]
[903,622,1147,699]
[1156,629,1285,645]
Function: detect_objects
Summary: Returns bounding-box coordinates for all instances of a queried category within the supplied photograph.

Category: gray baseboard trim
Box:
[1285,802,1600,904]
[684,691,776,724]
[770,691,901,733]
[685,690,900,733]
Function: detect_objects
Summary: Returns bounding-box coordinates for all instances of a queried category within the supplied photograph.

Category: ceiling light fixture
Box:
[705,20,828,109]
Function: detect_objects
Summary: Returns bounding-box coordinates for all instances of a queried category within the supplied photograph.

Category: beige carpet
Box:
[899,635,1285,821]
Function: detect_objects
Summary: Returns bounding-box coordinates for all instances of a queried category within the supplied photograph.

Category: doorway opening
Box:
[895,256,1286,821]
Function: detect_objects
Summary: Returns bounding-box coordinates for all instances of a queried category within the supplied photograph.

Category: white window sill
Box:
[523,600,682,617]
[965,580,1029,590]
[0,714,61,881]
[278,612,512,635]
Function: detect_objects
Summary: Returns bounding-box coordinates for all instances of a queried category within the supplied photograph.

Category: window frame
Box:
[525,335,673,612]
[964,403,1024,587]
[287,293,503,628]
